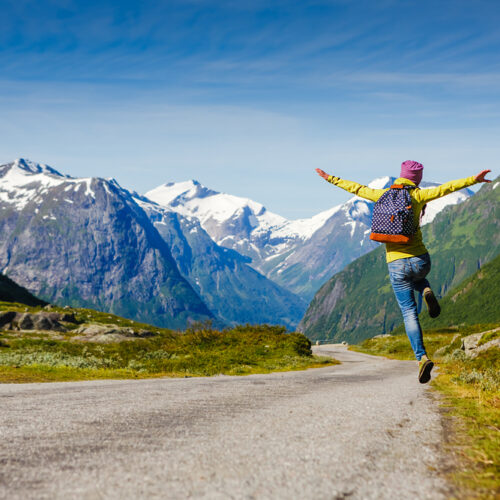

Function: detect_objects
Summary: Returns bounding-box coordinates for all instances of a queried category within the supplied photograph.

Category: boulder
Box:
[73,324,132,336]
[77,333,131,344]
[33,314,66,332]
[461,328,500,357]
[60,312,77,323]
[33,315,54,331]
[0,311,67,332]
[17,313,34,330]
[46,311,77,323]
[461,333,482,353]
[475,338,500,355]
[72,324,156,343]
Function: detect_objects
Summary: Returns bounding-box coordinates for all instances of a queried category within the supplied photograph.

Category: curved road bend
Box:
[0,345,451,500]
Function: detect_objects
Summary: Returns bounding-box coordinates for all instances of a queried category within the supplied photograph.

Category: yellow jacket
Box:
[327,175,478,263]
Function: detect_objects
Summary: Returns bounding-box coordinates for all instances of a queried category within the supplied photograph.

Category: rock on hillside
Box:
[0,310,75,332]
[461,328,500,357]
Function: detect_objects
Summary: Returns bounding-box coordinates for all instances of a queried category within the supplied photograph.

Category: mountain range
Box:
[0,159,303,329]
[0,158,477,330]
[0,159,213,329]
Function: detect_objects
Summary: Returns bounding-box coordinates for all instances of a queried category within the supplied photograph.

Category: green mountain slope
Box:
[299,178,500,343]
[419,252,500,329]
[0,274,47,307]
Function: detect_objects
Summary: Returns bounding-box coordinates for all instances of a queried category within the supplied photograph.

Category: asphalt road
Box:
[0,346,451,500]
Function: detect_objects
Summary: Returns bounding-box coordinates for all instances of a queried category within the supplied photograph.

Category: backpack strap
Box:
[390,184,416,190]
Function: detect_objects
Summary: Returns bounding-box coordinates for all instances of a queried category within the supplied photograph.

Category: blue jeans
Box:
[387,253,431,361]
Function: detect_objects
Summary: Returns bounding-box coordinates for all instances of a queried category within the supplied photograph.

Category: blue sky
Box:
[1,0,499,217]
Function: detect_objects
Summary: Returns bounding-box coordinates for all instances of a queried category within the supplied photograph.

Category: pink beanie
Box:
[400,160,423,185]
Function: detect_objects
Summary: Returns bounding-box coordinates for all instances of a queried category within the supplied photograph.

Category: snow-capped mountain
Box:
[0,159,306,328]
[133,193,306,328]
[1,158,474,324]
[146,180,290,263]
[0,159,213,329]
[146,180,347,269]
[146,177,474,300]
[0,158,91,210]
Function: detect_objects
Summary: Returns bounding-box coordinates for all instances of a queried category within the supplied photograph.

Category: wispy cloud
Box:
[1,0,499,217]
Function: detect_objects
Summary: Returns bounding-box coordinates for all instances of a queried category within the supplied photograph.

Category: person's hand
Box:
[315,168,330,180]
[475,169,492,183]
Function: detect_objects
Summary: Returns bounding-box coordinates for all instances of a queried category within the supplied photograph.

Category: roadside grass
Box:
[433,354,499,498]
[0,320,337,383]
[350,327,460,360]
[351,324,500,498]
[0,365,148,383]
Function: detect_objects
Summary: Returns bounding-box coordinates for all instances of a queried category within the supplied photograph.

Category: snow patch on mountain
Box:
[368,176,392,189]
[274,204,343,240]
[0,159,107,209]
[146,180,357,244]
[147,181,288,238]
[11,158,67,177]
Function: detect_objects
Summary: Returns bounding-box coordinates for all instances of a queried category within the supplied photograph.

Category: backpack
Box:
[369,184,416,244]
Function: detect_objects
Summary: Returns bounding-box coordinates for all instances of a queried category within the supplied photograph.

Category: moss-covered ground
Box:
[351,324,500,499]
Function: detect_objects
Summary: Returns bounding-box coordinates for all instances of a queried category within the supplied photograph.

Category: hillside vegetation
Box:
[300,179,500,343]
[0,302,335,383]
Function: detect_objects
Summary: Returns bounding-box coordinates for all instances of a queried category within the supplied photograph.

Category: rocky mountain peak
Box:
[148,179,219,207]
[146,180,282,240]
[10,158,67,178]
[0,162,214,329]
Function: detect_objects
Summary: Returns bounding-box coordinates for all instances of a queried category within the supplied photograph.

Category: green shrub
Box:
[0,325,329,379]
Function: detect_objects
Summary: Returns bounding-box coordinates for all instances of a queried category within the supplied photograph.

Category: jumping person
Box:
[315,162,492,383]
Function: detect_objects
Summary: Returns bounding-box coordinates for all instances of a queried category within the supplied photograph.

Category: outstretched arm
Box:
[315,168,386,202]
[415,169,492,204]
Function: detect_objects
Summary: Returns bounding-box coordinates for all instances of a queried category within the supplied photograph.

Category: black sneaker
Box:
[418,356,434,384]
[423,287,441,318]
